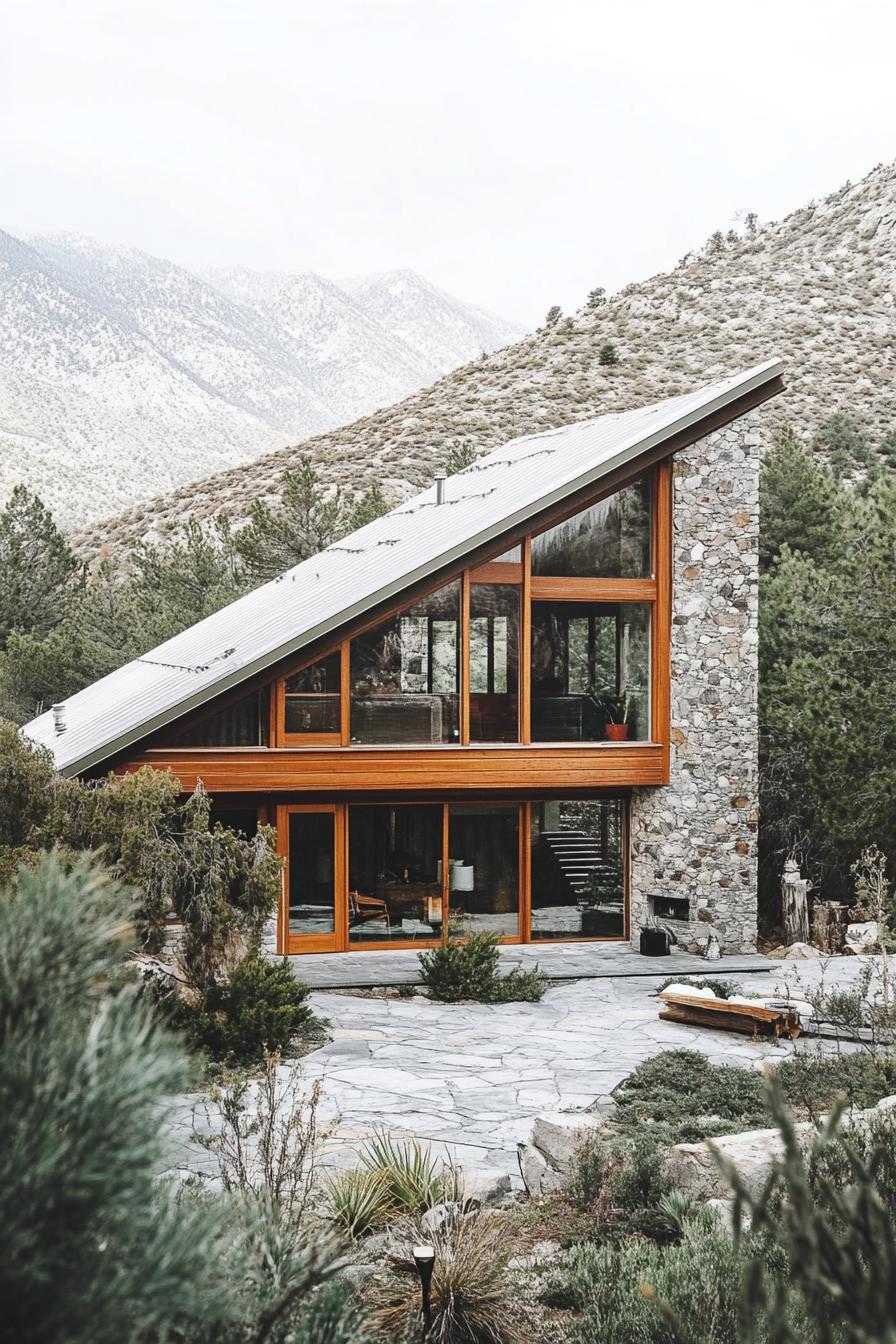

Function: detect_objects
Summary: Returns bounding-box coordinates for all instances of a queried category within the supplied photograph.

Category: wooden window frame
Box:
[269,461,669,753]
[277,803,346,954]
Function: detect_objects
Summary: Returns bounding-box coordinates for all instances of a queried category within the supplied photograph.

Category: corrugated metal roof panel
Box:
[23,360,781,774]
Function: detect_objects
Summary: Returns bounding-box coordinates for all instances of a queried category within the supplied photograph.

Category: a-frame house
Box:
[25,360,783,956]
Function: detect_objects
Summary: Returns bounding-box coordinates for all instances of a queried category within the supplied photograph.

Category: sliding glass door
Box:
[447,805,520,941]
[279,797,627,951]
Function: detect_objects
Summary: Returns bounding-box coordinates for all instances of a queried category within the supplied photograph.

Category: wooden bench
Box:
[658,991,802,1040]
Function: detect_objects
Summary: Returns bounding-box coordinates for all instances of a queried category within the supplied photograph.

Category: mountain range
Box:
[0,230,521,528]
[75,159,896,560]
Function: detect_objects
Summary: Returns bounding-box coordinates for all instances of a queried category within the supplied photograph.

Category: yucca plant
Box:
[360,1132,459,1215]
[324,1166,391,1239]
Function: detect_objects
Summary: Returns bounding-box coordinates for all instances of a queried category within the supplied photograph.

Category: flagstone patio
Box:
[289,940,774,989]
[165,956,877,1196]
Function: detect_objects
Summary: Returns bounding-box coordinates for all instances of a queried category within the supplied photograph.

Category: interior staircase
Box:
[540,829,610,902]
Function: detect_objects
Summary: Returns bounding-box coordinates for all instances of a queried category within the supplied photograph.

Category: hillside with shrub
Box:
[74,160,896,558]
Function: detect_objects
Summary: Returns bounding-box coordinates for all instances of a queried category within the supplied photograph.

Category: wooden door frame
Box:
[277,803,346,954]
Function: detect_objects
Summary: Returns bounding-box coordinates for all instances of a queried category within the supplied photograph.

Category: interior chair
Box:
[349,889,391,932]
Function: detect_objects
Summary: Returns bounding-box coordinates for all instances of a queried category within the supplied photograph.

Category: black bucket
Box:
[640,927,671,957]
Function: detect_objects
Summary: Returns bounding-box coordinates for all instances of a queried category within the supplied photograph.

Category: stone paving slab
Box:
[289,940,776,988]
[165,957,881,1197]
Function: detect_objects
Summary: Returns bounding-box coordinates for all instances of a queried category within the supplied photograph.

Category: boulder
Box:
[777,941,822,960]
[704,1197,751,1233]
[846,921,880,954]
[517,1142,565,1198]
[421,1201,466,1235]
[665,1098,896,1202]
[663,1122,814,1200]
[462,1167,513,1205]
[531,1112,607,1172]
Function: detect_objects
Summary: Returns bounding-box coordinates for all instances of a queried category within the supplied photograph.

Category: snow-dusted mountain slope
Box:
[341,269,517,377]
[0,230,522,528]
[79,159,896,560]
[203,268,436,423]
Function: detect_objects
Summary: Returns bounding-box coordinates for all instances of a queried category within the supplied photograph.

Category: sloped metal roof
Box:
[24,359,782,775]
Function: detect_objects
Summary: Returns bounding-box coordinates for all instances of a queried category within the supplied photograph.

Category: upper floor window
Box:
[469,584,520,743]
[350,581,460,744]
[531,601,651,742]
[530,476,652,579]
[167,687,269,747]
[283,652,341,740]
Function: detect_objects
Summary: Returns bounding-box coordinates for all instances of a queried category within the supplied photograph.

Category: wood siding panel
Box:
[123,744,665,793]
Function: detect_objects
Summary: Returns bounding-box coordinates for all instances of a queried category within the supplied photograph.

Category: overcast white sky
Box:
[2,0,895,326]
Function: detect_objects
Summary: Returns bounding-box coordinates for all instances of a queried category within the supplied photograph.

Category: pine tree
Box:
[812,412,872,473]
[128,514,247,641]
[0,852,359,1344]
[598,341,619,367]
[0,485,83,650]
[444,440,478,475]
[346,481,388,532]
[759,425,846,570]
[544,304,562,328]
[0,852,235,1343]
[235,456,351,583]
[759,469,896,908]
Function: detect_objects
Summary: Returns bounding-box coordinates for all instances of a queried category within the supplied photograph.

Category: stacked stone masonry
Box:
[630,409,761,954]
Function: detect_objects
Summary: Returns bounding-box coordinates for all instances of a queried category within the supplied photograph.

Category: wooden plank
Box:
[340,638,351,747]
[521,800,532,942]
[468,562,523,585]
[659,1006,801,1039]
[520,536,532,744]
[653,460,673,782]
[529,576,657,602]
[460,571,471,745]
[660,992,783,1019]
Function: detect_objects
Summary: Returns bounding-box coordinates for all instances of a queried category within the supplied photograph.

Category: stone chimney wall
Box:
[629,408,761,954]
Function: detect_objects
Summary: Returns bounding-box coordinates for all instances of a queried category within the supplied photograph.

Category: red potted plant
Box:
[604,692,630,741]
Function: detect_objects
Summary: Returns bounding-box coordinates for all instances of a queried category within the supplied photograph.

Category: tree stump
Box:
[782,861,810,945]
[811,901,848,954]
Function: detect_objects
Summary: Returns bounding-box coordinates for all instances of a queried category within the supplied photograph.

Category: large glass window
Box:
[350,582,460,744]
[348,804,443,943]
[531,476,652,578]
[530,799,625,940]
[469,584,519,742]
[284,652,340,737]
[531,602,651,741]
[447,805,519,940]
[168,687,269,747]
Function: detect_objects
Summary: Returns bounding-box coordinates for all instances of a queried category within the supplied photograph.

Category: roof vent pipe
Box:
[52,703,67,735]
[434,470,447,505]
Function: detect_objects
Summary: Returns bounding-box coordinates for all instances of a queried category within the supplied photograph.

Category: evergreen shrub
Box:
[418,932,547,1003]
[184,955,313,1064]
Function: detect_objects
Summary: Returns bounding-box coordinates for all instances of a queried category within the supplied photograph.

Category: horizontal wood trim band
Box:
[529,576,657,602]
[468,562,523,585]
[122,744,665,792]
